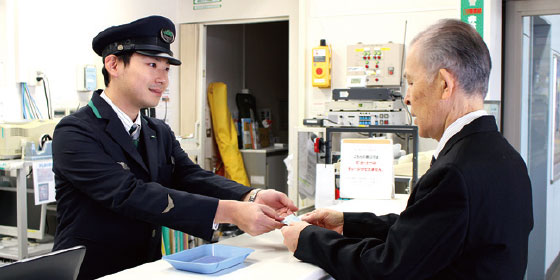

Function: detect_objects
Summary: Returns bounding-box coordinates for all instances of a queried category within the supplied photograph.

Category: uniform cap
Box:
[92,15,181,65]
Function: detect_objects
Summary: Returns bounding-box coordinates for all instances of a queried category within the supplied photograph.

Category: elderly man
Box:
[281,19,533,279]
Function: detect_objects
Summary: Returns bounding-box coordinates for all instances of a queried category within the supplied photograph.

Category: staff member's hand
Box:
[281,221,310,252]
[215,200,284,236]
[301,208,344,234]
[251,189,298,218]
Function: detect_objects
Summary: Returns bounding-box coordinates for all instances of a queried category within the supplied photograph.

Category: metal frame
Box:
[325,125,419,186]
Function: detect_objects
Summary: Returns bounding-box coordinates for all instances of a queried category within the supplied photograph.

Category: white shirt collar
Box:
[99,91,142,134]
[433,110,488,159]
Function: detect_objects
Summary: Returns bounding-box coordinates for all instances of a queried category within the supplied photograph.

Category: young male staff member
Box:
[281,19,533,280]
[52,15,297,280]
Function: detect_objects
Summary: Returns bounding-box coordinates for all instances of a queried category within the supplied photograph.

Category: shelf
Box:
[0,237,53,260]
[0,186,34,194]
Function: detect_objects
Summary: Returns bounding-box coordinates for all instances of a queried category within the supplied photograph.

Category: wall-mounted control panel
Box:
[346,43,404,87]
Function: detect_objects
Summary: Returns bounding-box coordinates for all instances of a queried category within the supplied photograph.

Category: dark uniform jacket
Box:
[52,90,251,279]
[295,116,534,280]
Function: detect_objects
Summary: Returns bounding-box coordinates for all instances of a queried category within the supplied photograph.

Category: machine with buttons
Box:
[323,87,409,128]
[346,43,404,87]
[324,110,407,127]
[312,39,332,88]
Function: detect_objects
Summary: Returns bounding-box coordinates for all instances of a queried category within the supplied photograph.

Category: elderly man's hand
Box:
[280,221,311,252]
[301,208,343,234]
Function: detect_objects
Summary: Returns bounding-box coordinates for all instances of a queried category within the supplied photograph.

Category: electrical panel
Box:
[326,99,403,111]
[346,43,404,87]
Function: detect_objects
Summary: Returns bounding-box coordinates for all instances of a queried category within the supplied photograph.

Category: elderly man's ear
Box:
[438,68,456,100]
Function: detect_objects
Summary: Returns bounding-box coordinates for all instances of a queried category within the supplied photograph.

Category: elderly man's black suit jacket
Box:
[295,116,534,280]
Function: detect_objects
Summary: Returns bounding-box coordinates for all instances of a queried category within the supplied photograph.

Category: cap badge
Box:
[160,29,175,44]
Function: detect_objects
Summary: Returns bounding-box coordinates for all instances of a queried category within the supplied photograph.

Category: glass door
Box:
[522,14,560,279]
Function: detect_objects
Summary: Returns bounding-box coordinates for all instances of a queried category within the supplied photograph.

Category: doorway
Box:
[204,21,290,193]
[504,1,560,278]
[179,20,290,193]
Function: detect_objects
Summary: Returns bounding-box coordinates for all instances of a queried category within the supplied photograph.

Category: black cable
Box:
[37,76,51,119]
[43,80,51,119]
[44,76,53,119]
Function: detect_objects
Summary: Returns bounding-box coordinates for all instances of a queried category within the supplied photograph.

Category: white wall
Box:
[1,0,182,131]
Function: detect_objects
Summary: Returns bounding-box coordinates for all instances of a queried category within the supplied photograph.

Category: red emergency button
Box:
[316,68,323,75]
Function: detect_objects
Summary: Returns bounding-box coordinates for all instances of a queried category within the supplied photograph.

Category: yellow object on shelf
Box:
[207,82,250,186]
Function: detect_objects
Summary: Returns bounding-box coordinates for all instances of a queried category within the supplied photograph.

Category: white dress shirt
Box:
[100,91,142,137]
[433,110,488,160]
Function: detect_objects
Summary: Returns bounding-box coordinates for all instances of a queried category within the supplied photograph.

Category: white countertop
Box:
[100,230,330,280]
[101,195,409,280]
[326,194,409,214]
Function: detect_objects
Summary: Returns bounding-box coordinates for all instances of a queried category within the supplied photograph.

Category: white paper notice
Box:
[32,160,56,204]
[339,139,394,199]
[315,164,335,208]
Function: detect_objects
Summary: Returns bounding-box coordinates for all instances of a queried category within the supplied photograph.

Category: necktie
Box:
[129,124,140,147]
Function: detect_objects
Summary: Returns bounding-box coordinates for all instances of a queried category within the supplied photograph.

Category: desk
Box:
[240,147,288,194]
[102,196,408,280]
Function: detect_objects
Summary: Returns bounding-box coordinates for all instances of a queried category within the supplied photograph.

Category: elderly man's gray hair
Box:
[410,19,491,97]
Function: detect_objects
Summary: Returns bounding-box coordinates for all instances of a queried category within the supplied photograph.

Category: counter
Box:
[101,195,408,280]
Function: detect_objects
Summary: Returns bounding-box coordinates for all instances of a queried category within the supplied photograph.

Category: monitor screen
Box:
[0,174,45,240]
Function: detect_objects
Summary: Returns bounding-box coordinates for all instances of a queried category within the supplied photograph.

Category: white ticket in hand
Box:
[282,214,301,225]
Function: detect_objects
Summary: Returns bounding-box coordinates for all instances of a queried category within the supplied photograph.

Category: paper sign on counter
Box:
[339,138,394,199]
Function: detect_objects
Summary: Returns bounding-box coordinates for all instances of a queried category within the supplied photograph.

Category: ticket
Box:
[282,214,302,225]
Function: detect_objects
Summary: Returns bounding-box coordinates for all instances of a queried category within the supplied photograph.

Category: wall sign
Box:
[461,0,484,39]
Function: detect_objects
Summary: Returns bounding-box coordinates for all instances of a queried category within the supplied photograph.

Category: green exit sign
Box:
[461,0,484,39]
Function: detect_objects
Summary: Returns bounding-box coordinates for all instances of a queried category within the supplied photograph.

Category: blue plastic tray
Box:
[163,244,255,274]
